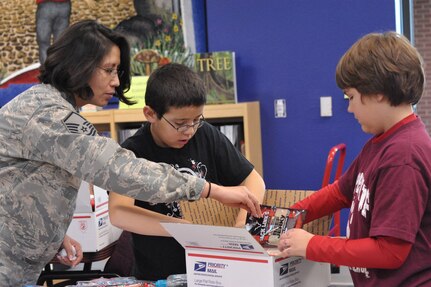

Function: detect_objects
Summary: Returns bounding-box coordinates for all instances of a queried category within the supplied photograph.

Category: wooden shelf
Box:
[81,102,263,176]
[113,108,143,123]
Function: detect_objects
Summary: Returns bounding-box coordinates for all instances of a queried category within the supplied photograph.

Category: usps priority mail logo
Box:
[98,216,107,227]
[280,262,289,276]
[240,243,254,250]
[194,261,207,272]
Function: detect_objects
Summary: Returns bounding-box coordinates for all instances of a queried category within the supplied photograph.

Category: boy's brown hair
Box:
[335,32,425,106]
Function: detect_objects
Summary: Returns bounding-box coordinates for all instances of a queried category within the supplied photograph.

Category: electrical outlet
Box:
[274,99,286,118]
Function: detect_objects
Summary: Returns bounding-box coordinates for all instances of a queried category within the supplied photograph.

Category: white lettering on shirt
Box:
[355,172,370,219]
[349,266,370,278]
[346,172,370,238]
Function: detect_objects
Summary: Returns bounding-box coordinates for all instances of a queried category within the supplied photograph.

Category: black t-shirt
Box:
[121,121,253,281]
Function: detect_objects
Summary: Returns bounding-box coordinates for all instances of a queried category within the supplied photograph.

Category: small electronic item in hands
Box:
[245,205,306,247]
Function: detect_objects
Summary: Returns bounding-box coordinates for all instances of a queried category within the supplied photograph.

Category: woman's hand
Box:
[56,235,83,267]
[207,183,262,217]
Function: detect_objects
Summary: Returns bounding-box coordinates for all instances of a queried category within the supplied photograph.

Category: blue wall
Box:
[0,84,36,107]
[204,0,396,234]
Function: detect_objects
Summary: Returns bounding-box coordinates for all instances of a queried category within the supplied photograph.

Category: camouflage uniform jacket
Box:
[0,84,204,284]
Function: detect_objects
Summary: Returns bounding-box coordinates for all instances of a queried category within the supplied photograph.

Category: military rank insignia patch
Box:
[62,112,97,136]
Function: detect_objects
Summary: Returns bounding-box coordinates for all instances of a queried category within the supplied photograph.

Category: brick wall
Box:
[414,0,431,134]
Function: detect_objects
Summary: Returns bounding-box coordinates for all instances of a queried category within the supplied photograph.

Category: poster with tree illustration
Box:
[118,0,194,77]
[116,0,195,109]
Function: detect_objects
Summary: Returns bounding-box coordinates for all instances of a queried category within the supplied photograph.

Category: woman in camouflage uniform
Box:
[0,20,261,285]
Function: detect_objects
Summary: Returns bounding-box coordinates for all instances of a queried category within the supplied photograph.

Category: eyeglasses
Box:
[162,115,205,133]
[97,67,124,78]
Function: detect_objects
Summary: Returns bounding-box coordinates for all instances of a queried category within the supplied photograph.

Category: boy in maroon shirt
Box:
[277,32,431,286]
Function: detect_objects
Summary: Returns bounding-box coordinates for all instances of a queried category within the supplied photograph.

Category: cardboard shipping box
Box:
[162,222,330,287]
[174,189,332,287]
[66,181,121,252]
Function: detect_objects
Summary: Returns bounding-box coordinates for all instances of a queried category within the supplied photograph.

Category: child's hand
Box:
[277,228,314,258]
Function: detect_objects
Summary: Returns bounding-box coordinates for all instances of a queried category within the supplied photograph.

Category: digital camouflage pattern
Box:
[0,84,205,285]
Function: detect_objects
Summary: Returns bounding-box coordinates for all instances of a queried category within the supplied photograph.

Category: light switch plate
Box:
[320,96,332,117]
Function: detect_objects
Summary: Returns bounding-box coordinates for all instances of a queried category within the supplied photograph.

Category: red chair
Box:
[321,143,346,237]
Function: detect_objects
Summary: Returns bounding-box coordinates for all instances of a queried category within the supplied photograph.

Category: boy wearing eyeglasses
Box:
[108,63,265,281]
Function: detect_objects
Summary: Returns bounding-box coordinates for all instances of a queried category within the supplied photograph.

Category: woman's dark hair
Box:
[39,19,135,105]
[145,63,206,117]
